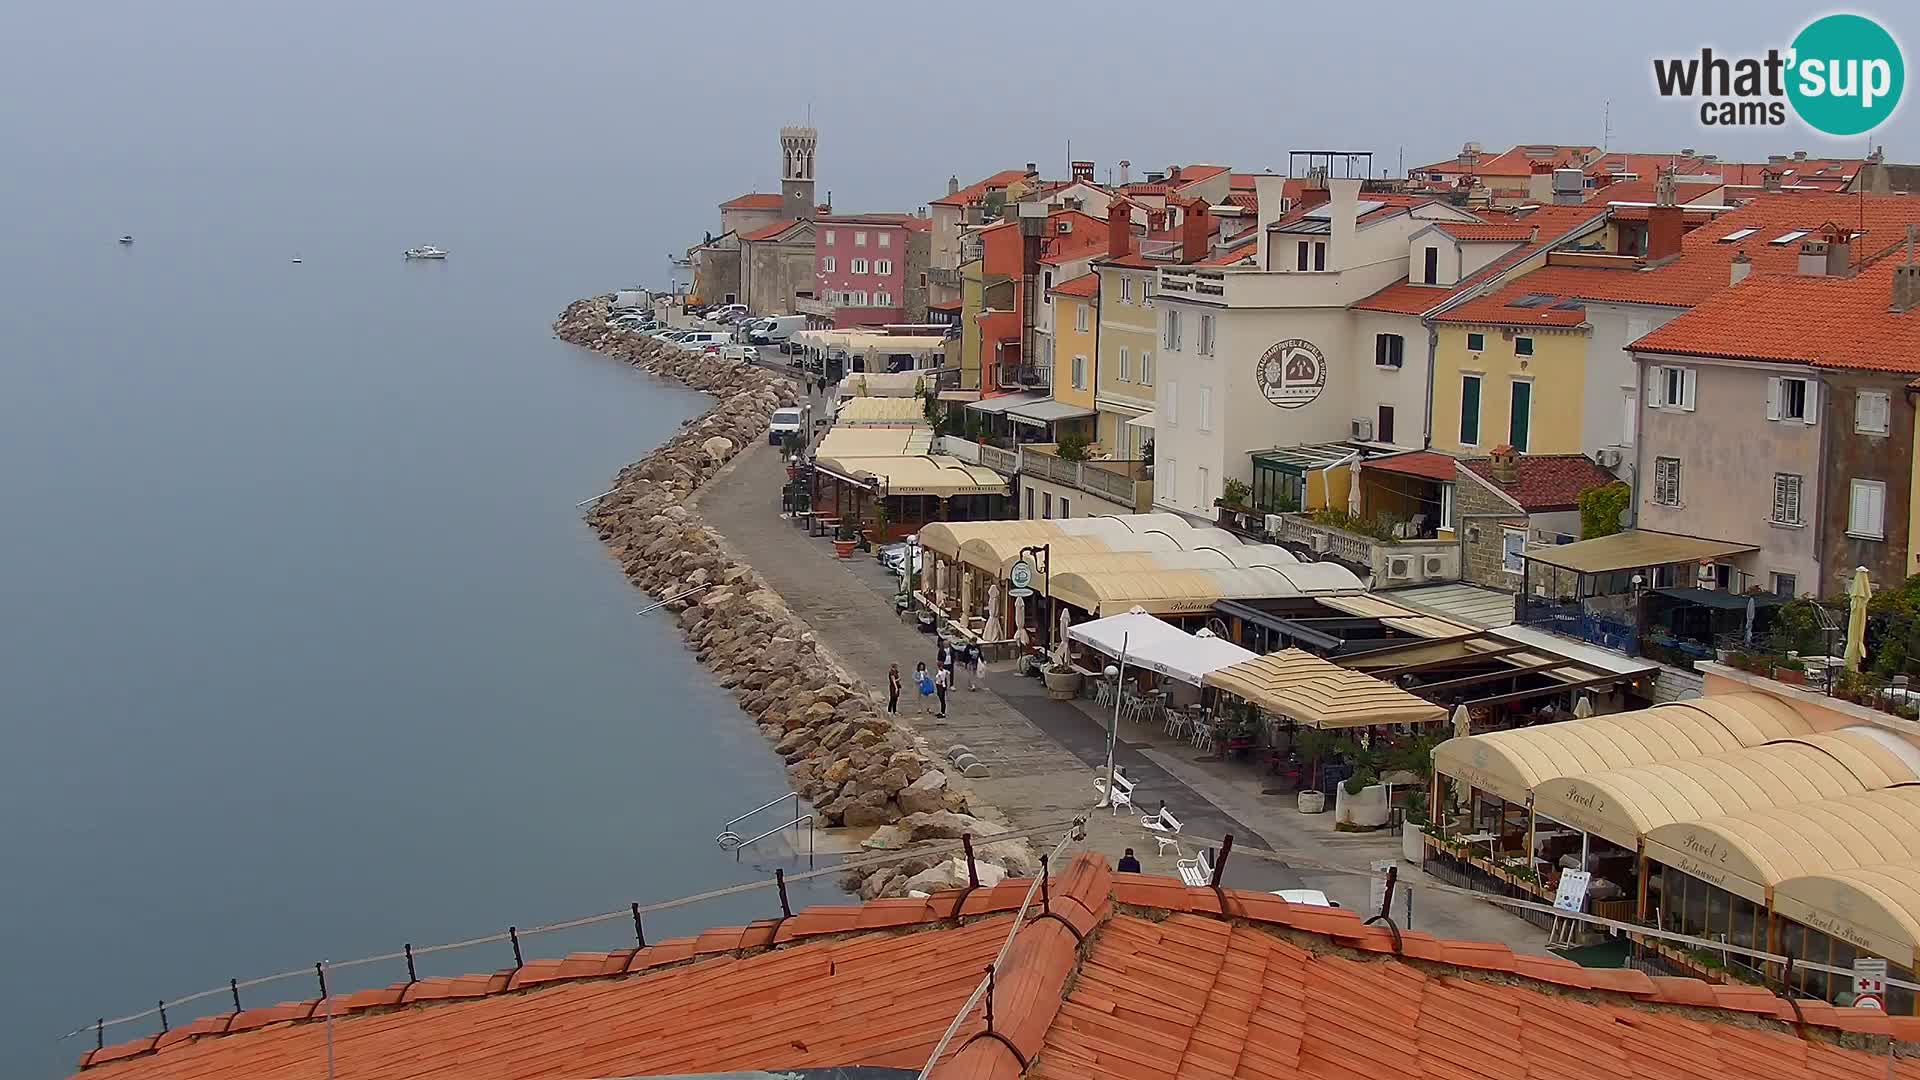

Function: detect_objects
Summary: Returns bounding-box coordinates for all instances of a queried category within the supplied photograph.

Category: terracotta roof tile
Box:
[739,218,804,243]
[1365,450,1460,481]
[720,192,785,210]
[932,169,1031,208]
[1632,259,1920,373]
[1052,272,1098,298]
[1353,204,1609,316]
[1462,453,1620,512]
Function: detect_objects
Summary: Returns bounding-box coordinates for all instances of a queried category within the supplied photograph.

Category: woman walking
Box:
[915,662,935,715]
[933,663,951,718]
[887,663,902,715]
[968,644,984,690]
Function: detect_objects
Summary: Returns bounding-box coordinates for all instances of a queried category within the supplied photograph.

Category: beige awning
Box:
[1204,649,1448,729]
[815,426,932,459]
[1050,565,1360,617]
[1644,785,1920,905]
[1775,864,1920,969]
[815,455,1007,497]
[1430,692,1813,805]
[836,397,929,426]
[1522,529,1758,574]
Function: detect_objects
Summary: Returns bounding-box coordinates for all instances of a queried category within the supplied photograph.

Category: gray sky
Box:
[2,0,1913,274]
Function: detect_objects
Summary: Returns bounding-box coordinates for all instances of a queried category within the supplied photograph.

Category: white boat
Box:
[290,257,303,264]
[118,235,134,244]
[403,246,447,260]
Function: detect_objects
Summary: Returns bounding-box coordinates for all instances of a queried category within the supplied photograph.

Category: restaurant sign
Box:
[1009,559,1035,599]
[1254,339,1327,410]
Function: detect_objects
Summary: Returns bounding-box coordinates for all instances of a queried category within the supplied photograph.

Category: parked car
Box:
[878,541,922,578]
[705,303,750,323]
[1271,889,1339,908]
[768,406,804,446]
[719,344,755,362]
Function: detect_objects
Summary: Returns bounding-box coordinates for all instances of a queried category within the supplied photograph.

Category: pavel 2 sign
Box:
[1255,339,1327,410]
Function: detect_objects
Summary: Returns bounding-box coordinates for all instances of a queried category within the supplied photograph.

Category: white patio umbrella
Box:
[1743,595,1757,645]
[1054,607,1072,665]
[1572,694,1595,718]
[959,567,973,620]
[1347,463,1364,519]
[920,553,934,597]
[983,584,1003,642]
[934,560,947,610]
[1452,704,1471,739]
[1014,595,1030,646]
[1845,566,1872,672]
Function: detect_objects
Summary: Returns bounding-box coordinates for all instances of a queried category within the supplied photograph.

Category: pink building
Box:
[815,214,930,328]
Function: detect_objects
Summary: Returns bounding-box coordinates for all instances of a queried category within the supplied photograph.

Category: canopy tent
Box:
[1050,564,1363,618]
[966,392,1047,416]
[1528,728,1920,850]
[836,397,929,426]
[814,455,1007,497]
[1007,398,1097,427]
[1203,648,1448,729]
[1066,608,1256,685]
[1520,529,1758,575]
[1644,786,1920,906]
[815,426,933,460]
[1430,693,1814,805]
[1774,863,1920,968]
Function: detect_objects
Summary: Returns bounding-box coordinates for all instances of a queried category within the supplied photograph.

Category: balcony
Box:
[795,295,834,317]
[926,266,963,290]
[997,362,1050,391]
[1268,513,1460,586]
[1021,446,1152,512]
[976,442,1019,477]
[1158,265,1390,309]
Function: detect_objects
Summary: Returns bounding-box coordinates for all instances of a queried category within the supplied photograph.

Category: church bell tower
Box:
[780,126,818,221]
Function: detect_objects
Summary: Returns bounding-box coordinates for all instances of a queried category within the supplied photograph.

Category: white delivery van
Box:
[751,314,807,346]
[768,407,804,446]
[675,330,731,350]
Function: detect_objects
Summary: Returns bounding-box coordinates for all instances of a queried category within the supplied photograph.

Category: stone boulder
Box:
[898,810,997,842]
[896,770,949,815]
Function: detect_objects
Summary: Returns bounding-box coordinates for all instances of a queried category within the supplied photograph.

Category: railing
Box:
[716,792,814,863]
[1518,595,1637,654]
[1081,463,1148,507]
[1020,447,1150,511]
[977,443,1019,477]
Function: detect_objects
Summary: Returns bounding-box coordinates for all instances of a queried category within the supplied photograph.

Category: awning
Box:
[1067,608,1257,686]
[1775,864,1920,967]
[1522,529,1758,574]
[1050,564,1362,617]
[836,397,929,426]
[1125,415,1156,430]
[1008,399,1097,426]
[1650,587,1789,612]
[1204,649,1448,729]
[815,426,933,459]
[1644,784,1920,906]
[814,455,1008,497]
[1362,451,1460,482]
[966,393,1046,416]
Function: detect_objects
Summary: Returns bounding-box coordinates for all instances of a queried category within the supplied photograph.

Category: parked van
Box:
[674,330,731,350]
[768,407,804,445]
[751,314,806,346]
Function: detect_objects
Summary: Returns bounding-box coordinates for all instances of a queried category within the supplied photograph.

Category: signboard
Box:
[1854,957,1888,999]
[1854,994,1884,1011]
[1008,559,1034,599]
[1369,859,1397,913]
[1254,339,1328,410]
[1553,870,1592,914]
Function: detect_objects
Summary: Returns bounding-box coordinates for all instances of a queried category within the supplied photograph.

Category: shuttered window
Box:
[1654,457,1682,506]
[1858,390,1892,435]
[1850,479,1887,540]
[1771,473,1803,526]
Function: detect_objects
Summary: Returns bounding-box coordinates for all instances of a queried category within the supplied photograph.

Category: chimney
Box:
[1025,162,1038,177]
[1181,198,1212,264]
[1798,239,1831,275]
[1489,445,1520,485]
[1071,160,1094,183]
[1893,226,1920,313]
[1148,209,1166,233]
[1528,162,1553,204]
[1794,149,1808,162]
[947,175,960,197]
[1107,198,1134,259]
[1252,174,1286,269]
[1730,250,1753,286]
[1762,169,1783,192]
[1118,160,1131,185]
[1646,170,1684,261]
[1768,154,1789,166]
[1170,164,1183,183]
[1296,166,1331,212]
[1327,177,1361,274]
[1826,231,1852,276]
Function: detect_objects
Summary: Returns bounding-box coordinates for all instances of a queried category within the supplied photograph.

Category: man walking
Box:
[933,663,951,718]
[1116,848,1142,874]
[887,663,902,715]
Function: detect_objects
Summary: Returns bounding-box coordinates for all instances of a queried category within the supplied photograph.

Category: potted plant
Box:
[1294,728,1337,813]
[1042,658,1083,700]
[1335,762,1390,830]
[1401,790,1430,863]
[870,504,891,548]
[831,524,858,559]
[1772,656,1807,685]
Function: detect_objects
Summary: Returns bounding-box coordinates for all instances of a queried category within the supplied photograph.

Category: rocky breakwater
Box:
[554,297,1037,898]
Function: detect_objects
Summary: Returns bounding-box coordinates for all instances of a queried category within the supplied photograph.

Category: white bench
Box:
[1092,768,1136,814]
[1178,847,1214,887]
[1140,803,1182,857]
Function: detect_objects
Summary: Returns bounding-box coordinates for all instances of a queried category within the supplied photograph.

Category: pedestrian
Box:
[1116,848,1142,874]
[969,644,984,691]
[933,663,951,718]
[887,663,902,715]
[915,661,934,714]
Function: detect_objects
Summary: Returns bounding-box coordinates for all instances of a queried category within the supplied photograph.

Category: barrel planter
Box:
[832,538,858,559]
[1042,668,1083,701]
[1297,790,1326,814]
[1335,783,1390,829]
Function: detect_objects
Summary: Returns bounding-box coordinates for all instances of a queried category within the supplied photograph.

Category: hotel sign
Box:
[1255,339,1327,410]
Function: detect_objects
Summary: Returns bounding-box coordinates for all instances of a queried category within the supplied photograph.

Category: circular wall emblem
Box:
[1255,339,1327,410]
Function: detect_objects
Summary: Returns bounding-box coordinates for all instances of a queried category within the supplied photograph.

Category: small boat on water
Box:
[403,246,448,260]
[118,235,134,245]
[290,256,303,264]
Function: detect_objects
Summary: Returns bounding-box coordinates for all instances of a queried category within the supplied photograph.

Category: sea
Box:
[0,72,831,1080]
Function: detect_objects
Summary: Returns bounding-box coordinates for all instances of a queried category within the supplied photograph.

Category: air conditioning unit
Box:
[1265,514,1287,535]
[1350,417,1374,441]
[1310,532,1329,553]
[1592,447,1623,468]
[1696,563,1718,587]
[1056,221,1073,234]
[1387,555,1414,581]
[1422,555,1447,578]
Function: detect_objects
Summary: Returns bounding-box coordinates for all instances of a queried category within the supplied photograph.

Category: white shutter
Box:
[1165,380,1178,427]
[1766,377,1781,421]
[1646,366,1661,407]
[1857,390,1872,430]
[1803,380,1819,426]
[1681,369,1697,412]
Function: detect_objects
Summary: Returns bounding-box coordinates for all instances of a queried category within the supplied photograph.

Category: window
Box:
[873,291,890,307]
[876,259,892,276]
[855,231,868,247]
[1143,277,1154,307]
[1313,241,1326,271]
[1042,492,1052,519]
[1773,572,1798,598]
[1622,388,1637,444]
[1140,351,1154,385]
[1654,457,1682,506]
[851,258,868,274]
[1042,270,1053,302]
[879,232,891,249]
[1162,458,1176,500]
[1375,333,1404,369]
[1199,314,1215,356]
[1165,310,1182,350]
[1296,242,1310,271]
[1467,332,1486,352]
[1768,376,1813,423]
[1075,305,1088,333]
[1197,466,1211,505]
[1072,355,1086,390]
[1771,473,1804,526]
[1121,276,1132,303]
[1440,483,1455,532]
[1422,247,1439,284]
[1858,390,1892,435]
[840,291,853,305]
[1649,365,1697,410]
[1378,405,1396,444]
[822,256,835,273]
[1025,487,1035,519]
[1199,385,1213,431]
[1059,497,1069,519]
[1768,230,1808,246]
[1514,336,1535,357]
[1118,346,1131,382]
[1718,228,1757,243]
[1850,479,1887,539]
[825,230,837,246]
[1502,528,1527,575]
[1164,380,1179,427]
[1509,379,1532,451]
[1459,374,1482,446]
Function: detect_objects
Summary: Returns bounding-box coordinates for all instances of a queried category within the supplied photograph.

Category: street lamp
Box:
[1103,663,1123,813]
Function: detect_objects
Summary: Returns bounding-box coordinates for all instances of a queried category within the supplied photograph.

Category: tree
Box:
[1056,433,1092,461]
[1578,482,1631,540]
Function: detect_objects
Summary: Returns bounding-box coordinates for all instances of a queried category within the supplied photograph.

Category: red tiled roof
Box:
[1717,159,1864,187]
[1038,211,1111,265]
[1416,144,1597,178]
[739,219,804,242]
[1352,204,1610,317]
[933,169,1031,208]
[1226,191,1259,211]
[1585,152,1717,180]
[720,192,785,210]
[1633,260,1920,373]
[1463,453,1621,511]
[1052,272,1099,298]
[74,854,1920,1080]
[1172,164,1229,187]
[1201,241,1257,267]
[1435,222,1537,241]
[1364,450,1459,481]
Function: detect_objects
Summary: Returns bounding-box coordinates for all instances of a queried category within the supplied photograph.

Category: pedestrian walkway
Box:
[693,440,1547,950]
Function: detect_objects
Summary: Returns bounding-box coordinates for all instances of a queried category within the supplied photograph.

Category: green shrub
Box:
[1577,482,1631,540]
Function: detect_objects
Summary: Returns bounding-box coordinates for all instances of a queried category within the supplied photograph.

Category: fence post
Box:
[962,835,980,888]
[776,869,793,918]
[157,1001,168,1034]
[632,903,647,948]
[1040,852,1051,914]
[404,944,417,984]
[314,963,328,1000]
[229,979,241,1014]
[96,1019,103,1051]
[982,964,997,1034]
[1210,835,1234,887]
[509,927,523,969]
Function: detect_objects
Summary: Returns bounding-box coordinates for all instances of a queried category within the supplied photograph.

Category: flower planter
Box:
[1042,668,1083,701]
[1403,824,1427,864]
[1335,783,1390,829]
[832,539,858,559]
[1297,790,1326,814]
[1773,667,1807,685]
[786,465,801,481]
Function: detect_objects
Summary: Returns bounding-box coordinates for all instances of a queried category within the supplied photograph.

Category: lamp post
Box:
[1018,543,1051,647]
[1103,660,1124,813]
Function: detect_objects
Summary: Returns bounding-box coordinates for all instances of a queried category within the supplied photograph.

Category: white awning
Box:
[1067,608,1257,686]
[1125,415,1156,430]
[1008,399,1098,426]
[966,393,1047,416]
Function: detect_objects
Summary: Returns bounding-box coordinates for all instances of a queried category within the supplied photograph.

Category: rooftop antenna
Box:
[1603,99,1612,153]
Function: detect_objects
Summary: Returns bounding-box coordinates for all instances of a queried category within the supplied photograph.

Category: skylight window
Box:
[1769,230,1810,245]
[1508,293,1557,309]
[1717,228,1757,243]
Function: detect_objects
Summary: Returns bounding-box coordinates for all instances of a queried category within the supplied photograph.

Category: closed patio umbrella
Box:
[959,567,973,619]
[983,584,1003,642]
[1347,464,1363,519]
[1572,694,1594,718]
[1452,704,1471,739]
[1845,566,1872,672]
[1743,594,1757,644]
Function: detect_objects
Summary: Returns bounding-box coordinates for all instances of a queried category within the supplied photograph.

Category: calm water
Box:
[0,148,829,1080]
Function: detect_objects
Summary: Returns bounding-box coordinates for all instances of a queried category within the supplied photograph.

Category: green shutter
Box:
[1510,381,1532,451]
[1460,376,1481,446]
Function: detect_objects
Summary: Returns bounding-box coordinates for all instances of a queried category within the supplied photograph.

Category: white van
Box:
[751,314,806,346]
[674,330,731,350]
[768,407,804,445]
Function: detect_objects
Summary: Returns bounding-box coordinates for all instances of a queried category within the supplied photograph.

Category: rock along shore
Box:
[554,297,1035,897]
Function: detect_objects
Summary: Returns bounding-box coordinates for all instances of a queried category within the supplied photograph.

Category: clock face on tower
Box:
[1254,338,1327,409]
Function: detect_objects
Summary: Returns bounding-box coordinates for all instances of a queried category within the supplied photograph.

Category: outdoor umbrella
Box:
[1452,704,1471,739]
[1014,594,1029,646]
[960,567,973,620]
[1743,595,1757,645]
[1845,566,1872,672]
[1055,607,1072,665]
[920,553,934,598]
[1572,694,1594,718]
[983,584,1003,642]
[934,560,946,611]
[1347,464,1364,519]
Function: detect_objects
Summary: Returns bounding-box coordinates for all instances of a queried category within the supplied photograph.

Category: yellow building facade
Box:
[1093,262,1158,459]
[1049,280,1099,416]
[1429,324,1590,456]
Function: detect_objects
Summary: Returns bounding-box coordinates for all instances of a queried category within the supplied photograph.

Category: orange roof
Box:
[1363,450,1459,481]
[1632,260,1920,373]
[720,192,785,210]
[1038,211,1111,265]
[933,169,1031,208]
[1462,453,1621,511]
[1718,158,1863,187]
[78,854,1920,1080]
[1172,164,1229,187]
[1052,272,1099,298]
[1352,204,1610,317]
[1417,144,1597,178]
[739,219,805,242]
[1435,222,1537,242]
[1584,152,1715,180]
